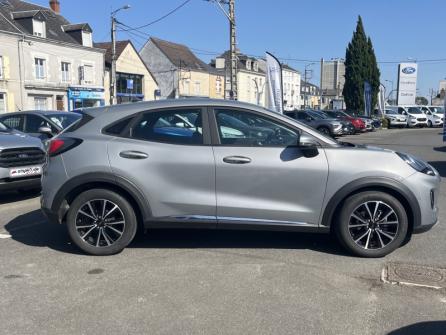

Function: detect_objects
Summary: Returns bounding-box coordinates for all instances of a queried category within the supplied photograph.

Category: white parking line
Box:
[0,233,12,239]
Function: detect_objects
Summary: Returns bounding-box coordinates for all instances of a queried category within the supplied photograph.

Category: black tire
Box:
[317,126,331,137]
[334,191,408,258]
[66,189,137,255]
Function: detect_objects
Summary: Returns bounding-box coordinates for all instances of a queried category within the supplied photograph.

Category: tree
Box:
[343,16,380,114]
[416,96,428,105]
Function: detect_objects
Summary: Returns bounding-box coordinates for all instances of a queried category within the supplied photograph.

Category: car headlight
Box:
[396,152,436,176]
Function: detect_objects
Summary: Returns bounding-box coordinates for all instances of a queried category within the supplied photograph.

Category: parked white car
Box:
[387,106,428,127]
[420,106,444,128]
[383,108,408,128]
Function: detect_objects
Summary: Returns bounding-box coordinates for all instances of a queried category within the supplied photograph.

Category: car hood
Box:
[0,130,43,150]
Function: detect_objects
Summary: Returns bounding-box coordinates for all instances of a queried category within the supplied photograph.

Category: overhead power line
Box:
[116,23,446,66]
[118,0,193,32]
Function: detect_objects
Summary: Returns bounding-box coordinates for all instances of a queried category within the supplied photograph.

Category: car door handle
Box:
[119,151,148,160]
[223,156,252,164]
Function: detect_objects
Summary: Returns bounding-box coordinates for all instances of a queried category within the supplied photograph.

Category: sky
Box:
[33,0,446,99]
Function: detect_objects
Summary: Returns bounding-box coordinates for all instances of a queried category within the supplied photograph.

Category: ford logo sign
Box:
[402,67,416,74]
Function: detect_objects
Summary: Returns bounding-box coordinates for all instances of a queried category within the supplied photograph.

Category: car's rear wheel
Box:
[335,191,408,257]
[66,189,137,255]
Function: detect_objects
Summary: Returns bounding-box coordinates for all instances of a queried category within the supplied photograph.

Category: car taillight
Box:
[48,137,82,157]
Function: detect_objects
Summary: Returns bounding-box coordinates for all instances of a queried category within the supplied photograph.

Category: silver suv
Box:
[41,99,441,257]
[0,121,45,191]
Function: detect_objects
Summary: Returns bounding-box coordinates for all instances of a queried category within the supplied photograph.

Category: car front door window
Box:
[215,109,299,147]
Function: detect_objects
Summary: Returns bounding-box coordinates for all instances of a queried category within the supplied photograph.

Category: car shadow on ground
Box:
[433,145,446,153]
[429,161,446,178]
[5,209,348,256]
[0,189,41,205]
[387,321,446,335]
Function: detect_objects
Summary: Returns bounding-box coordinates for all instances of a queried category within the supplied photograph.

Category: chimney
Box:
[49,0,60,13]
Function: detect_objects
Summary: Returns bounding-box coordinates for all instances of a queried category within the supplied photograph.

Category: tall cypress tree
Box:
[343,16,380,113]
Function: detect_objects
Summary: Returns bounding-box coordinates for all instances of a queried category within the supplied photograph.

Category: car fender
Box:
[320,176,421,228]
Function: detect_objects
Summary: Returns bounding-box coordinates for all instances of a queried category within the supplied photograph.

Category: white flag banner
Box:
[378,84,386,117]
[266,52,283,114]
[443,98,446,142]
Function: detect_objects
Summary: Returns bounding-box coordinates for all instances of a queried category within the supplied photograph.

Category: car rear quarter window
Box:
[129,109,203,145]
[104,117,133,136]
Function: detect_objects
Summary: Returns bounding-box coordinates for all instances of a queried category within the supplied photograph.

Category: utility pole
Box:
[303,63,314,109]
[229,0,237,100]
[208,0,237,100]
[110,5,130,105]
[110,16,117,105]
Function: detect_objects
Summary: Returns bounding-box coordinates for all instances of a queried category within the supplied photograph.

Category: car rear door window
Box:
[215,109,298,147]
[0,115,24,131]
[130,109,204,145]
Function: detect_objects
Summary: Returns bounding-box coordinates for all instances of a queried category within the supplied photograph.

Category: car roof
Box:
[80,99,272,118]
[0,110,72,117]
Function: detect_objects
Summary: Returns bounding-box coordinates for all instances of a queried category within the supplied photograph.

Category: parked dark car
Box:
[0,111,81,140]
[285,110,344,137]
[311,110,356,135]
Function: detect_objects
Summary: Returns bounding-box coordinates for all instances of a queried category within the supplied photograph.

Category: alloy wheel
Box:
[348,201,399,250]
[75,199,126,248]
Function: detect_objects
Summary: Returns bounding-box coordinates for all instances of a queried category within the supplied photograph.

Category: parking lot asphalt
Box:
[0,128,445,335]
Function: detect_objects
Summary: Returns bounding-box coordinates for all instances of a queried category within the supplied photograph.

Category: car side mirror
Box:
[299,135,319,158]
[305,116,312,122]
[38,126,53,137]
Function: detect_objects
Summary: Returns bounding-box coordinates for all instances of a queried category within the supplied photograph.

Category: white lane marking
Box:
[0,233,12,239]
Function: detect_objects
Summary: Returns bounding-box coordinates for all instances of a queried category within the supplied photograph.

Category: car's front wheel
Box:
[335,191,408,257]
[66,189,137,255]
[317,126,331,137]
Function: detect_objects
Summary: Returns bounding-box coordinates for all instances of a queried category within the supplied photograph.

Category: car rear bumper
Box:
[0,176,41,191]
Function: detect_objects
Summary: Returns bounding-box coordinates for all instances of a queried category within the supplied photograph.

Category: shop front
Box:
[116,73,144,104]
[68,87,105,111]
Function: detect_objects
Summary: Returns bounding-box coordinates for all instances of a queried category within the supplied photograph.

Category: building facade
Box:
[95,40,158,104]
[281,64,301,111]
[301,80,321,109]
[139,37,224,100]
[211,52,266,106]
[320,58,345,109]
[0,0,105,112]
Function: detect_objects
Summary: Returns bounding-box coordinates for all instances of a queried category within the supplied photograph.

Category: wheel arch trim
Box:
[321,177,421,229]
[51,172,152,223]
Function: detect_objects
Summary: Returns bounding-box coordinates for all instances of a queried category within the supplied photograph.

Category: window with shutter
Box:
[33,20,46,38]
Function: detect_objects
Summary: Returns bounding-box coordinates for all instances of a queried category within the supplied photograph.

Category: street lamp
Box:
[303,63,315,109]
[110,5,131,105]
[385,79,394,105]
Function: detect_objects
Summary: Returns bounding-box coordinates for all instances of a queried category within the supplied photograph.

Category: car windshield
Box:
[430,107,444,114]
[407,107,422,114]
[385,109,398,115]
[0,121,10,132]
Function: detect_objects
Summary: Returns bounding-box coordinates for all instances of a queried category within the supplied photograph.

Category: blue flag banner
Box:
[443,98,446,142]
[364,81,372,116]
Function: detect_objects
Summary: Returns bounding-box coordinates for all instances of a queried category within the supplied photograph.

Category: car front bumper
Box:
[405,170,441,233]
